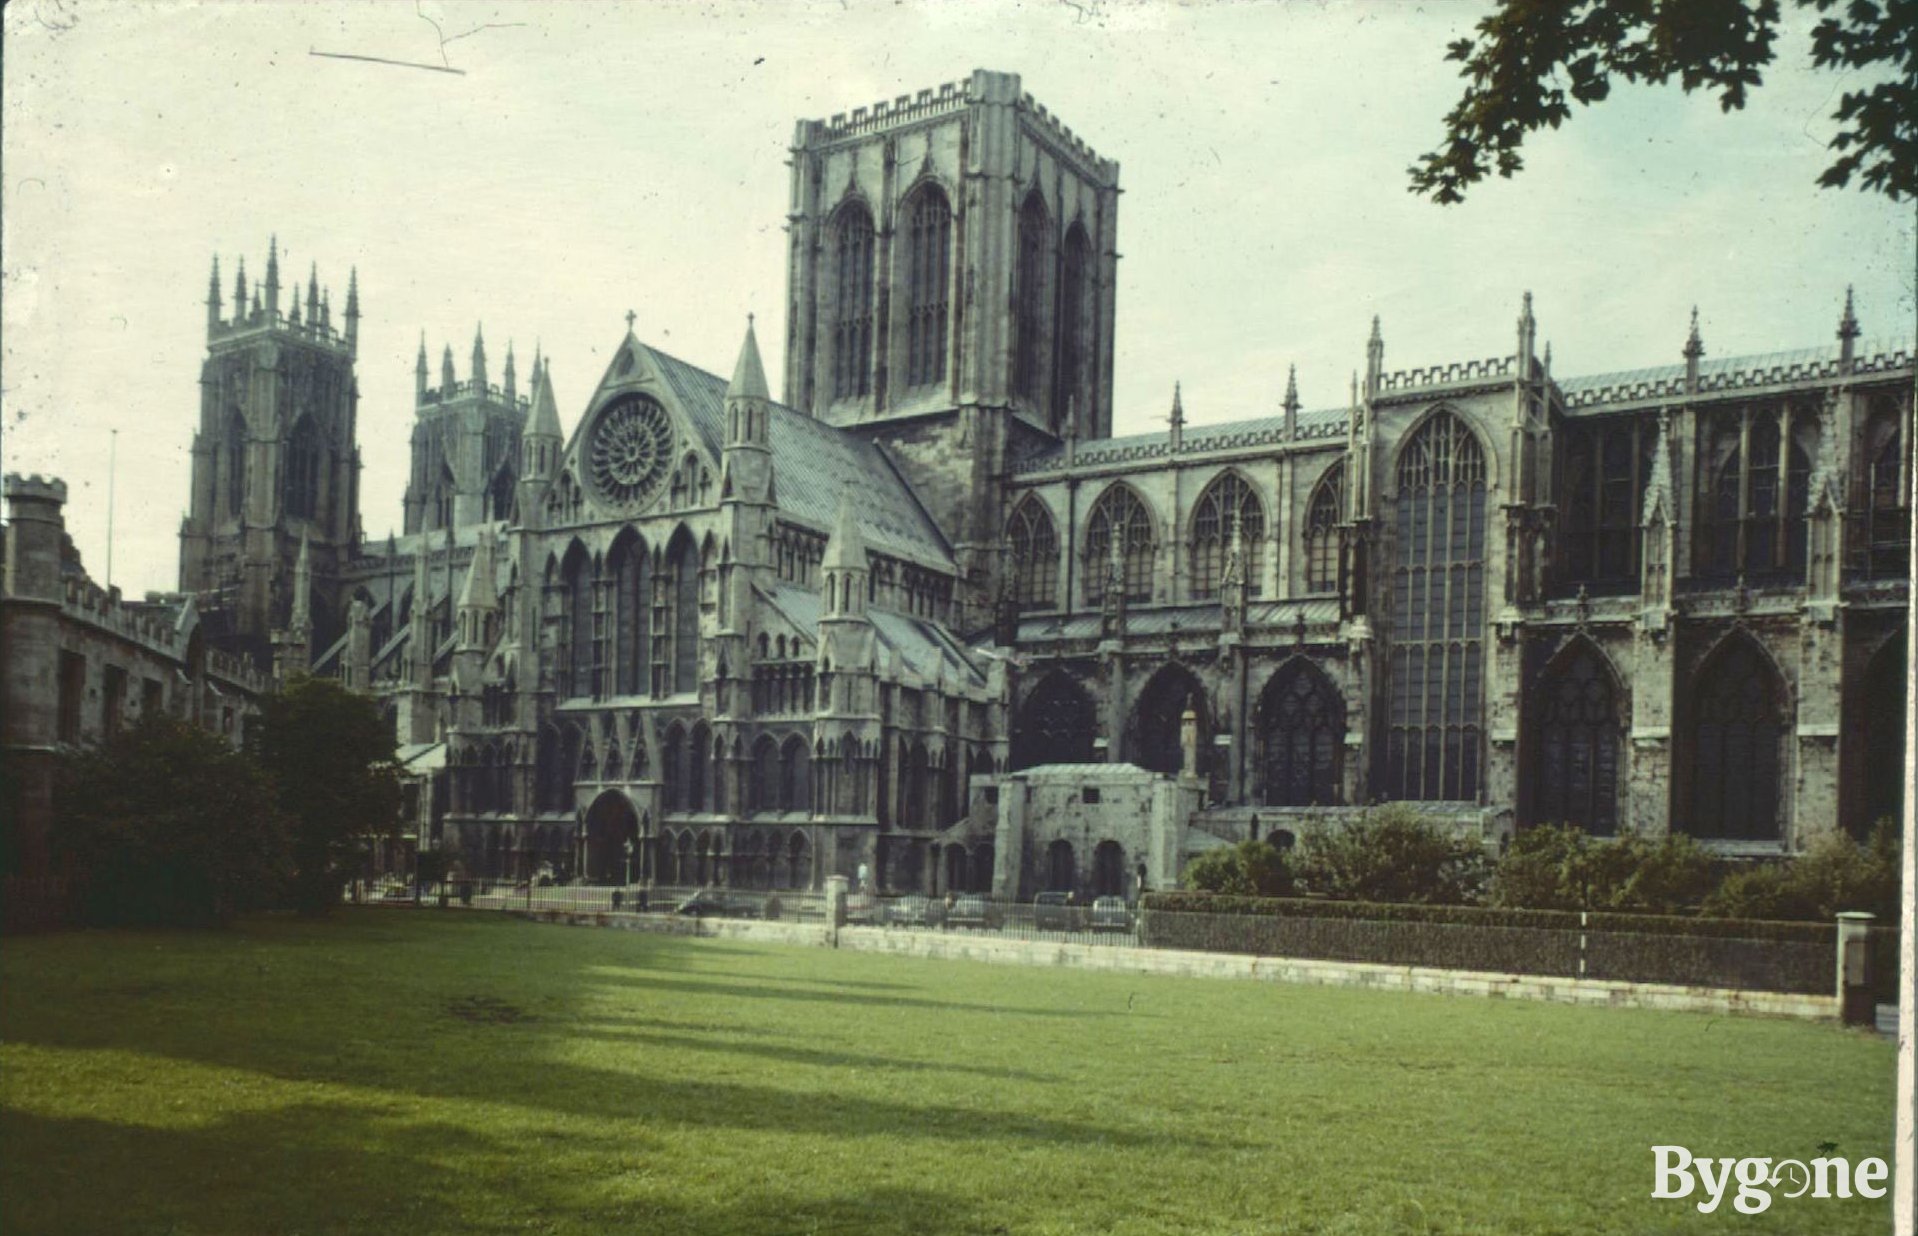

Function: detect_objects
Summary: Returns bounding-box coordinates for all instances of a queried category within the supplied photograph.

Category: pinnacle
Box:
[727,314,771,402]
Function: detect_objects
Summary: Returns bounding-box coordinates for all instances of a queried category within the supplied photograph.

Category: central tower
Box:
[784,69,1120,622]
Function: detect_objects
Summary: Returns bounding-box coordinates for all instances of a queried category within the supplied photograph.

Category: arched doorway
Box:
[1046,839,1075,893]
[1685,635,1787,841]
[1255,659,1345,806]
[1091,840,1125,898]
[584,792,639,884]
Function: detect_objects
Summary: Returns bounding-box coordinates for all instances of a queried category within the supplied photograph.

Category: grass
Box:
[0,911,1896,1235]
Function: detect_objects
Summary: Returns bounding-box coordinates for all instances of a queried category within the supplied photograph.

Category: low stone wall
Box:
[835,927,1838,1021]
[511,909,831,949]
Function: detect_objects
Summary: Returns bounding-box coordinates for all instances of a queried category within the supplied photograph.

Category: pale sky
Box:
[5,0,1913,599]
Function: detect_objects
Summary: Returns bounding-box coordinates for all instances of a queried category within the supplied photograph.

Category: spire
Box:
[1682,306,1703,393]
[306,262,319,323]
[1168,381,1184,450]
[207,255,222,331]
[344,267,359,354]
[291,530,312,634]
[1365,315,1385,394]
[442,343,457,392]
[251,287,262,319]
[264,235,280,316]
[531,340,543,390]
[416,332,429,399]
[471,323,487,389]
[234,257,247,316]
[319,288,330,329]
[503,340,517,401]
[727,314,771,402]
[1517,289,1535,364]
[289,296,303,327]
[822,494,868,574]
[1837,286,1859,368]
[527,361,562,441]
[458,526,499,614]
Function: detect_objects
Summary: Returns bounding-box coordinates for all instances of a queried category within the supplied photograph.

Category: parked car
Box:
[885,895,934,927]
[946,893,993,929]
[1033,890,1078,932]
[674,889,759,919]
[1089,896,1132,933]
[843,893,879,925]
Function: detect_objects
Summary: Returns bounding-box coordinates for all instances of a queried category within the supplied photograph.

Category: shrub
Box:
[56,715,289,927]
[1703,822,1902,922]
[1295,805,1487,904]
[1182,838,1294,897]
[1489,826,1716,914]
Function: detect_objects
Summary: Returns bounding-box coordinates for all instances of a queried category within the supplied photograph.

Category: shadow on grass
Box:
[563,1019,1058,1083]
[0,1105,1003,1236]
[579,968,1125,1018]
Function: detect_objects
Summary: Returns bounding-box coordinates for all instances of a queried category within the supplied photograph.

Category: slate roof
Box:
[759,580,985,686]
[1011,406,1346,474]
[633,340,954,571]
[1013,597,1340,641]
[1556,336,1913,411]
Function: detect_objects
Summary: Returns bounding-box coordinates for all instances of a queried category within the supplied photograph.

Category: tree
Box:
[57,715,289,926]
[250,675,402,914]
[1410,0,1916,204]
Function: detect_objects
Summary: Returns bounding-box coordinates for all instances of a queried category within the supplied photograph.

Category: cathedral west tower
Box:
[178,240,363,668]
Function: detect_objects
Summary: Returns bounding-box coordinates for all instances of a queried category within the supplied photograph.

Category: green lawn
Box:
[0,911,1896,1235]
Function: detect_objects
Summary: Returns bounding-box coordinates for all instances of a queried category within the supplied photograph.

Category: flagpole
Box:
[105,428,118,590]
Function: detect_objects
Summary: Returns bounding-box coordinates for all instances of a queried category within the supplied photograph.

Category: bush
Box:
[1703,822,1902,922]
[1295,805,1487,904]
[56,716,289,927]
[1490,826,1716,914]
[1182,839,1294,897]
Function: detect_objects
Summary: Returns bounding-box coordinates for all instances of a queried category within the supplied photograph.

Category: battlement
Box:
[417,380,531,410]
[3,473,69,504]
[814,78,971,142]
[60,576,176,648]
[1376,355,1517,394]
[209,309,352,352]
[1018,91,1117,179]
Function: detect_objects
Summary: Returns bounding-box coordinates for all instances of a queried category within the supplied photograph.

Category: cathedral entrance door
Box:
[585,792,639,885]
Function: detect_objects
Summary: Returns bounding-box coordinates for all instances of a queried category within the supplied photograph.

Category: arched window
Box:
[1256,660,1344,807]
[1013,192,1049,402]
[711,738,729,815]
[434,462,456,531]
[832,203,875,400]
[224,410,247,516]
[1007,498,1059,611]
[1686,636,1786,841]
[1189,472,1265,599]
[661,724,684,812]
[666,530,699,695]
[1859,634,1907,833]
[750,736,777,813]
[1053,224,1093,433]
[780,735,808,812]
[1527,643,1622,834]
[559,543,595,700]
[1304,463,1344,594]
[906,743,930,828]
[688,722,710,812]
[1560,417,1650,590]
[904,186,951,389]
[1129,665,1212,793]
[1699,410,1811,580]
[487,466,516,524]
[286,416,322,520]
[1084,485,1154,606]
[1862,406,1909,578]
[1385,412,1486,801]
[608,531,651,697]
[1011,673,1096,770]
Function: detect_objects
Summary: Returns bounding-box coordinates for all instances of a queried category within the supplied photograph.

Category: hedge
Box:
[1139,893,1847,995]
